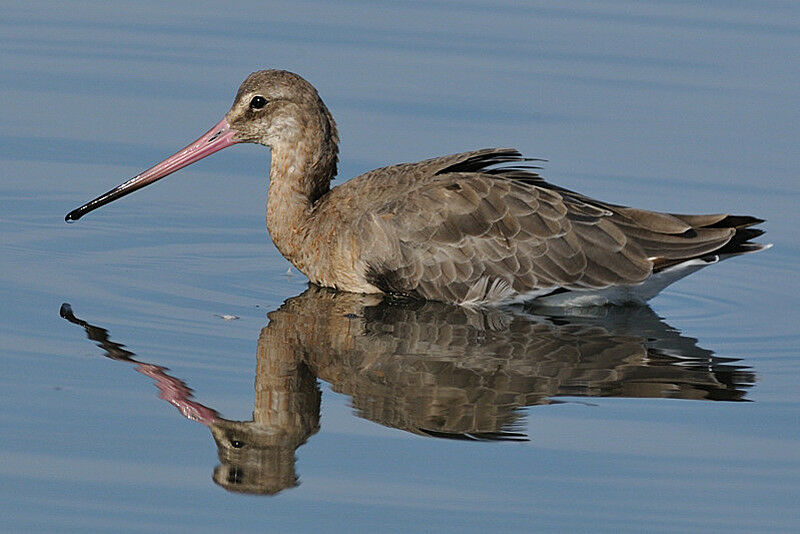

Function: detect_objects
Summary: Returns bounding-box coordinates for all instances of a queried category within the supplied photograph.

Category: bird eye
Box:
[249,96,267,110]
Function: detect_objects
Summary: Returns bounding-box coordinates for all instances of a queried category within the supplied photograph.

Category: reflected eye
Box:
[249,96,267,110]
[231,439,244,448]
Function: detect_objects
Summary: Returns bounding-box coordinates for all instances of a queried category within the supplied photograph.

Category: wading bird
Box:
[67,70,765,306]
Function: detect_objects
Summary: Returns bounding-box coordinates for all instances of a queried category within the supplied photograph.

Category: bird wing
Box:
[354,149,743,303]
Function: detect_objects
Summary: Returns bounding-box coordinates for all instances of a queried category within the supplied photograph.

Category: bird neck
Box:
[265,132,338,270]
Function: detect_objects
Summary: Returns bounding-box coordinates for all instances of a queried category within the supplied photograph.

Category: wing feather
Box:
[344,148,762,303]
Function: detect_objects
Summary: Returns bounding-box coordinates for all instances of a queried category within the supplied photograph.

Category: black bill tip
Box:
[65,206,88,222]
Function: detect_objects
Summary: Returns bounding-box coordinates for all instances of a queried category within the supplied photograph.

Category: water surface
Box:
[1,1,799,532]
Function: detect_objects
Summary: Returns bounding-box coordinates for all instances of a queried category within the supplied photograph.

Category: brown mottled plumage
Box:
[62,290,753,492]
[67,70,766,305]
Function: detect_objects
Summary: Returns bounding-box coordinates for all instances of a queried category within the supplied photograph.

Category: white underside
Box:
[504,256,720,307]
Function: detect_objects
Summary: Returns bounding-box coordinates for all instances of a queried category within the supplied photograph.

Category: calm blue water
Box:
[2,1,799,532]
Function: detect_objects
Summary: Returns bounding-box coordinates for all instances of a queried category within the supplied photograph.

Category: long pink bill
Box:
[65,118,239,222]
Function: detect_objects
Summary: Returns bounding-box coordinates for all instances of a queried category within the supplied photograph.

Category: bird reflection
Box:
[61,287,754,495]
